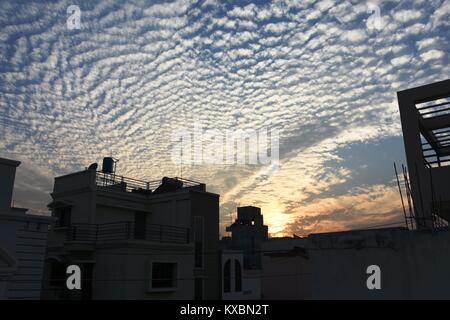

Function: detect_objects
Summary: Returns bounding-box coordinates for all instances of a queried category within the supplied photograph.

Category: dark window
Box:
[224,259,231,293]
[235,259,242,292]
[152,262,177,289]
[195,278,203,300]
[194,216,204,268]
[55,207,71,228]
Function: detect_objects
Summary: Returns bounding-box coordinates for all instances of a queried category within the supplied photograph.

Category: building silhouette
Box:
[223,206,268,269]
[41,158,220,300]
[0,158,53,299]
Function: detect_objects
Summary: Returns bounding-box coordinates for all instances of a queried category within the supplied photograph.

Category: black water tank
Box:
[102,157,114,174]
[162,177,183,188]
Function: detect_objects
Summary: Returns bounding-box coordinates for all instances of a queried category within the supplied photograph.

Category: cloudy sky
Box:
[0,0,449,236]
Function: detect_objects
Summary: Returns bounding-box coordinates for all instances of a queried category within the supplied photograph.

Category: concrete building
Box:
[261,237,311,300]
[42,159,220,300]
[398,79,450,228]
[0,157,53,300]
[222,210,312,300]
[220,206,268,299]
[309,227,450,299]
[224,216,450,299]
[249,227,450,300]
[224,206,268,269]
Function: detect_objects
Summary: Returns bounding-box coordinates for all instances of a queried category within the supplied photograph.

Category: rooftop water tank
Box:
[102,157,115,174]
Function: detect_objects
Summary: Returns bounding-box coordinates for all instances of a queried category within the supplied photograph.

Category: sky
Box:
[0,0,449,237]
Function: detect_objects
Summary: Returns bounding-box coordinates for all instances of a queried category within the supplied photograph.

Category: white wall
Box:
[310,228,450,299]
[93,243,195,299]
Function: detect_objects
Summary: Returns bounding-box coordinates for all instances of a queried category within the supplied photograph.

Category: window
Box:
[55,207,71,228]
[151,262,177,289]
[235,259,242,292]
[223,259,231,293]
[194,216,204,268]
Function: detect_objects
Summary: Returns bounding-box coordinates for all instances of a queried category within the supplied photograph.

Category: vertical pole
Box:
[394,162,409,229]
[414,162,428,229]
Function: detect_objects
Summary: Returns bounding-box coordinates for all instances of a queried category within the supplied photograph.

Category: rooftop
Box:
[95,171,206,195]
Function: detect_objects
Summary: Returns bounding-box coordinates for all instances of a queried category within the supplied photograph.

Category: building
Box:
[41,158,220,300]
[220,206,269,299]
[397,79,450,228]
[221,207,312,300]
[0,157,53,300]
[261,237,311,300]
[224,210,450,299]
[309,227,450,299]
[224,206,268,269]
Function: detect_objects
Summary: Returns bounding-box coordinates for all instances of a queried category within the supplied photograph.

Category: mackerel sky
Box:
[0,0,449,236]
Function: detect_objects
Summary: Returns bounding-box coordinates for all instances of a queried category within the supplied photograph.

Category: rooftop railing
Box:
[95,172,203,194]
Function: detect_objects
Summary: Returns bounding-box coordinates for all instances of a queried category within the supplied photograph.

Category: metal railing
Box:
[64,222,190,244]
[95,172,202,193]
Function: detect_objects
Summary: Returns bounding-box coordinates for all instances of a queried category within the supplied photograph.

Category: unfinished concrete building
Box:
[397,79,450,229]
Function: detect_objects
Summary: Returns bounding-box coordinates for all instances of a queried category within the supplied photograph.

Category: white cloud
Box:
[228,4,256,19]
[391,55,413,66]
[340,29,366,42]
[393,9,423,23]
[420,49,445,62]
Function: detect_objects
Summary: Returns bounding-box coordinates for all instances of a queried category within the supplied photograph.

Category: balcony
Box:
[63,222,190,244]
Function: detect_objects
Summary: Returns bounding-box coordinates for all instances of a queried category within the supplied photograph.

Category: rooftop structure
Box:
[397,79,450,229]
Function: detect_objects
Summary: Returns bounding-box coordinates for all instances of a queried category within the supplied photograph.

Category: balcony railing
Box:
[64,222,190,244]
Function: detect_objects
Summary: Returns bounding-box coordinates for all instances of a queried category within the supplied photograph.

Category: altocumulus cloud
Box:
[0,0,449,235]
